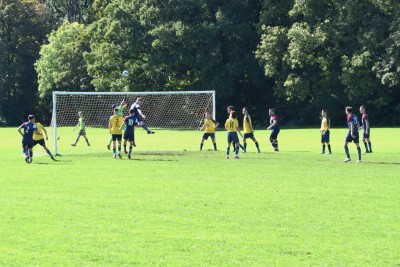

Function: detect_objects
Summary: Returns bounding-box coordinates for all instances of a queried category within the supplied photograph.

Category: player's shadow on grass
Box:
[367,162,400,165]
[130,158,175,162]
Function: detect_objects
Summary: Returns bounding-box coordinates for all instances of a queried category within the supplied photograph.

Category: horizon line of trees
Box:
[1,0,399,127]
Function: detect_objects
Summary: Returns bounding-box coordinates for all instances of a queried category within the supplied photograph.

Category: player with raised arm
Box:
[344,106,362,163]
[17,115,41,163]
[107,99,127,150]
[225,111,243,159]
[359,105,372,153]
[227,106,245,152]
[130,97,155,134]
[109,108,124,158]
[33,120,56,160]
[199,111,219,151]
[120,109,139,159]
[267,109,280,152]
[71,111,90,146]
[242,107,261,153]
[320,109,332,154]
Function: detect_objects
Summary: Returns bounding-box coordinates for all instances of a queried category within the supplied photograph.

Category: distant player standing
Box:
[33,120,56,160]
[320,109,332,154]
[344,106,362,163]
[267,109,280,152]
[130,97,155,134]
[225,111,242,159]
[359,105,372,153]
[17,115,41,163]
[71,111,90,146]
[199,111,219,151]
[242,107,260,153]
[226,106,245,152]
[107,99,127,150]
[109,108,124,158]
[120,109,139,159]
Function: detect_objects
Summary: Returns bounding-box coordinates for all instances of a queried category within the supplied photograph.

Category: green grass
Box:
[1,127,400,266]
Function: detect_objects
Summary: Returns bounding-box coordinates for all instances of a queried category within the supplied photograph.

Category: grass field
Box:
[1,126,400,266]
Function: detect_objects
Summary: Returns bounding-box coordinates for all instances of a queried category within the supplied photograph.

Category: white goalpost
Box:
[52,91,216,155]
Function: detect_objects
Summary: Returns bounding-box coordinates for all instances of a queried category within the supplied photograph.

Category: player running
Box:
[344,106,362,163]
[33,120,56,160]
[267,109,280,152]
[71,111,90,146]
[359,105,372,153]
[320,109,332,154]
[17,115,41,163]
[225,111,242,159]
[130,97,155,134]
[199,111,219,151]
[109,108,124,158]
[107,99,127,150]
[120,109,139,159]
[242,107,261,153]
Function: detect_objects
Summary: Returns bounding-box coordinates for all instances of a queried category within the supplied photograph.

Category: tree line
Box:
[1,0,399,127]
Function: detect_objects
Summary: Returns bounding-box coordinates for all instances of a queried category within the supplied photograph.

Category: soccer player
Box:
[226,105,245,152]
[242,107,260,153]
[71,111,90,146]
[107,99,127,150]
[120,109,139,159]
[267,109,280,152]
[344,106,362,163]
[109,108,124,158]
[199,111,219,151]
[33,120,56,160]
[17,115,41,163]
[130,97,155,134]
[359,105,372,153]
[225,111,243,159]
[320,109,332,154]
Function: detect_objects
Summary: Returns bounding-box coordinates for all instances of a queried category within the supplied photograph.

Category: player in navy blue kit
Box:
[344,106,362,163]
[130,97,155,134]
[120,109,139,159]
[359,105,372,153]
[267,109,280,152]
[17,115,41,163]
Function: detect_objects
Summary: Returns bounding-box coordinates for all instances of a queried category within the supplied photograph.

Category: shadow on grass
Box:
[367,162,400,165]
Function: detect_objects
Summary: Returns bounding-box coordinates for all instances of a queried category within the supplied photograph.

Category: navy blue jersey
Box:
[269,115,279,130]
[130,102,141,115]
[346,113,359,134]
[124,115,139,135]
[20,122,37,141]
[362,113,369,129]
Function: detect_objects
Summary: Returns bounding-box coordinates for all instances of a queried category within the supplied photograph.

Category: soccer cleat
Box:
[28,157,32,163]
[274,148,279,152]
[365,151,371,154]
[328,152,332,154]
[133,142,136,147]
[226,155,229,159]
[128,154,131,159]
[107,144,110,150]
[124,150,128,155]
[243,150,246,153]
[356,160,362,163]
[51,157,56,161]
[25,155,29,163]
[71,144,76,147]
[87,144,90,146]
[118,153,122,159]
[257,150,261,153]
[113,154,116,158]
[234,155,239,159]
[343,158,351,162]
[320,152,325,154]
[147,130,155,134]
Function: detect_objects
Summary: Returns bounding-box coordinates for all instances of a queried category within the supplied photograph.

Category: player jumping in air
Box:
[71,111,90,146]
[17,115,41,163]
[33,120,56,160]
[242,107,261,153]
[225,111,243,159]
[107,99,127,150]
[130,97,155,134]
[199,111,219,151]
[320,109,332,154]
[227,106,245,152]
[267,109,280,152]
[359,105,372,153]
[120,109,139,159]
[344,106,362,163]
[109,108,124,158]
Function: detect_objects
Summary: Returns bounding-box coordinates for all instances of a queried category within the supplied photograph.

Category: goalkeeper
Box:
[130,97,155,134]
[107,99,127,150]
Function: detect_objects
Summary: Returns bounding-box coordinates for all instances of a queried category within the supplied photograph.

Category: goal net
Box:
[52,91,216,154]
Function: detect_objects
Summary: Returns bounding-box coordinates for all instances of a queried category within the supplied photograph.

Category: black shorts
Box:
[112,134,122,141]
[363,131,370,139]
[202,133,215,140]
[124,132,135,142]
[345,132,359,143]
[78,130,86,136]
[270,128,280,140]
[243,133,255,139]
[22,140,33,149]
[33,139,45,147]
[321,130,330,143]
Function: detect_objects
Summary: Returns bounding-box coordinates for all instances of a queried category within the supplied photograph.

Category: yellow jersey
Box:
[321,117,330,131]
[225,118,239,132]
[243,115,253,134]
[109,115,124,134]
[33,122,44,141]
[203,118,217,133]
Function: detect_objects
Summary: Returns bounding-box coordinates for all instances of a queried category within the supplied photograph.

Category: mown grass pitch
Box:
[1,127,399,266]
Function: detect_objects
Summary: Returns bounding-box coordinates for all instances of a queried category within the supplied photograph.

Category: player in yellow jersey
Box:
[224,111,242,159]
[242,107,261,153]
[72,111,90,146]
[320,109,332,154]
[199,111,219,151]
[227,105,245,152]
[32,120,56,160]
[109,108,124,158]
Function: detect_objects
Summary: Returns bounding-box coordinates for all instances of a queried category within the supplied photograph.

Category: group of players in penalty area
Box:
[17,97,372,163]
